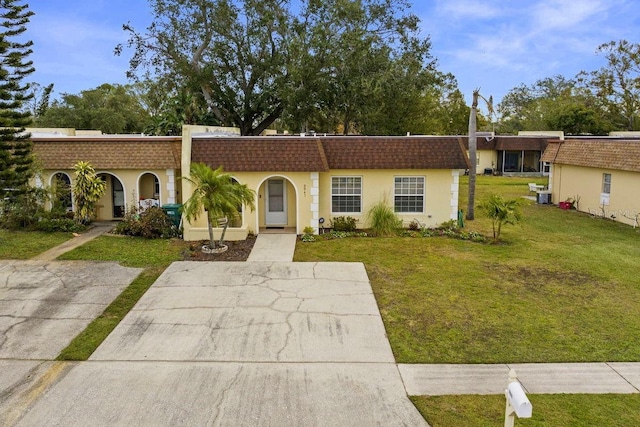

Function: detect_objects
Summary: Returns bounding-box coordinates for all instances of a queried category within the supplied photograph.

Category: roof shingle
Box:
[541,139,640,172]
[192,136,469,171]
[33,137,182,170]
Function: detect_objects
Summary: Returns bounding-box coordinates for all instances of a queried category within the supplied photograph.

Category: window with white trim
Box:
[602,173,611,194]
[331,176,362,213]
[394,176,424,213]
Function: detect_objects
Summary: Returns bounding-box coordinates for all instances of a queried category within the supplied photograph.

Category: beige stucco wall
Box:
[41,168,180,221]
[181,168,460,241]
[182,171,316,241]
[318,169,459,230]
[549,164,640,227]
[477,150,497,173]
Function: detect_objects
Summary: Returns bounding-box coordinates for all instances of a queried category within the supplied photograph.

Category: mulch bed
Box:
[180,235,257,261]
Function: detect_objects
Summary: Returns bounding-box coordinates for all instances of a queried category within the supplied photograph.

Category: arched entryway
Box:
[50,172,72,213]
[97,173,126,219]
[257,176,298,233]
[137,172,160,210]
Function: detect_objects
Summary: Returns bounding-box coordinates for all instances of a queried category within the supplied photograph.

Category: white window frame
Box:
[331,176,362,214]
[394,176,425,213]
[602,173,611,194]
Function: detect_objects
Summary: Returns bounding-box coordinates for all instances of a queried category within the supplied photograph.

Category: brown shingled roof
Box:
[320,136,469,169]
[33,137,182,170]
[192,137,330,172]
[541,139,640,173]
[192,136,469,171]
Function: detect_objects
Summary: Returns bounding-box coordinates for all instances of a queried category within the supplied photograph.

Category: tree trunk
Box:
[218,218,229,246]
[466,90,479,220]
[207,212,216,249]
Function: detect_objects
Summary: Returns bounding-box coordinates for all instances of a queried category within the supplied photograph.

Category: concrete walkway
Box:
[32,221,116,261]
[399,362,640,395]
[247,233,297,262]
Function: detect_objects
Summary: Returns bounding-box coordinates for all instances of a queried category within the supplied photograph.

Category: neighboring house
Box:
[181,126,469,241]
[31,126,469,239]
[542,139,640,227]
[33,135,182,220]
[464,134,560,176]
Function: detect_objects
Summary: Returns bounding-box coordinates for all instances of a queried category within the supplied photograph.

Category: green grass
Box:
[0,229,73,259]
[295,175,640,423]
[295,176,640,363]
[412,394,640,427]
[56,236,184,360]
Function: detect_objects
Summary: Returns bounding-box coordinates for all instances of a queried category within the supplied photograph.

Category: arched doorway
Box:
[138,172,160,210]
[51,172,72,213]
[258,176,297,233]
[97,173,126,219]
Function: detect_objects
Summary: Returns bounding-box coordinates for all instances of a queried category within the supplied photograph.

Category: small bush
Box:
[408,220,421,231]
[301,225,316,242]
[114,207,178,239]
[366,201,401,237]
[35,217,86,233]
[331,216,357,232]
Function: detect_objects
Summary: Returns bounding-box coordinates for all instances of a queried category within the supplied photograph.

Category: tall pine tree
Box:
[0,0,35,202]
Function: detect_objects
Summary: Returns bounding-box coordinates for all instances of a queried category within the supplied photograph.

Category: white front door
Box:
[266,179,287,226]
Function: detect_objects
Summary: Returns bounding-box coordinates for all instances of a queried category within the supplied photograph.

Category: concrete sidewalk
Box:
[399,363,640,395]
[32,221,116,261]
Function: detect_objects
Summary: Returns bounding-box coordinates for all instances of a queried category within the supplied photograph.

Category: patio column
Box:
[310,172,320,234]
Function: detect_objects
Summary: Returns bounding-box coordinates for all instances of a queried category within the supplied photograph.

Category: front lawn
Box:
[294,176,640,363]
[0,229,73,259]
[412,394,640,427]
[296,175,640,423]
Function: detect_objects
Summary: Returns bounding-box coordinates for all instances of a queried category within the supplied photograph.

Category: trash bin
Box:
[161,203,183,227]
[536,191,551,204]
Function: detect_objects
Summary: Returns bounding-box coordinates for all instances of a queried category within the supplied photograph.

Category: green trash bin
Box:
[161,204,183,228]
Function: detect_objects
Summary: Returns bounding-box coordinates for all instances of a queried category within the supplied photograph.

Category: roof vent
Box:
[477,131,495,142]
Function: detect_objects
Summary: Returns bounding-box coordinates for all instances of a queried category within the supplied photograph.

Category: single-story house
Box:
[32,135,182,219]
[31,126,469,240]
[464,134,561,176]
[181,125,470,240]
[542,138,640,227]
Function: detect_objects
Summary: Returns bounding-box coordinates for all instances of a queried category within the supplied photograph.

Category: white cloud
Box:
[436,0,505,20]
[531,0,610,31]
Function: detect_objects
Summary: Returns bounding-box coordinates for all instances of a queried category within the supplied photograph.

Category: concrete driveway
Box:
[14,261,427,426]
[0,260,142,359]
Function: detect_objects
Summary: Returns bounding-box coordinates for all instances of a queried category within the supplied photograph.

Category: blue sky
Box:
[27,0,640,110]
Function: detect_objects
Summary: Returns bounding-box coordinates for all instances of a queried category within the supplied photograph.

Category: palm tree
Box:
[478,194,523,242]
[182,163,256,251]
[467,89,493,220]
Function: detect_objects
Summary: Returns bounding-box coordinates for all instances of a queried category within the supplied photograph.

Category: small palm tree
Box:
[479,193,523,242]
[182,163,256,251]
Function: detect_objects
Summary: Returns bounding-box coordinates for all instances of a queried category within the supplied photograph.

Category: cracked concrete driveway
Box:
[0,260,143,360]
[15,261,427,426]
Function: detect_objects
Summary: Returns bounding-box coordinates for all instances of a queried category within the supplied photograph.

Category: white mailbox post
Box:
[505,369,532,427]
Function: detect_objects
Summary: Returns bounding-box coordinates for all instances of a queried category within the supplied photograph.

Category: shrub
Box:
[114,206,178,239]
[301,225,316,242]
[34,212,86,232]
[366,201,401,237]
[331,216,357,232]
[408,220,421,231]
